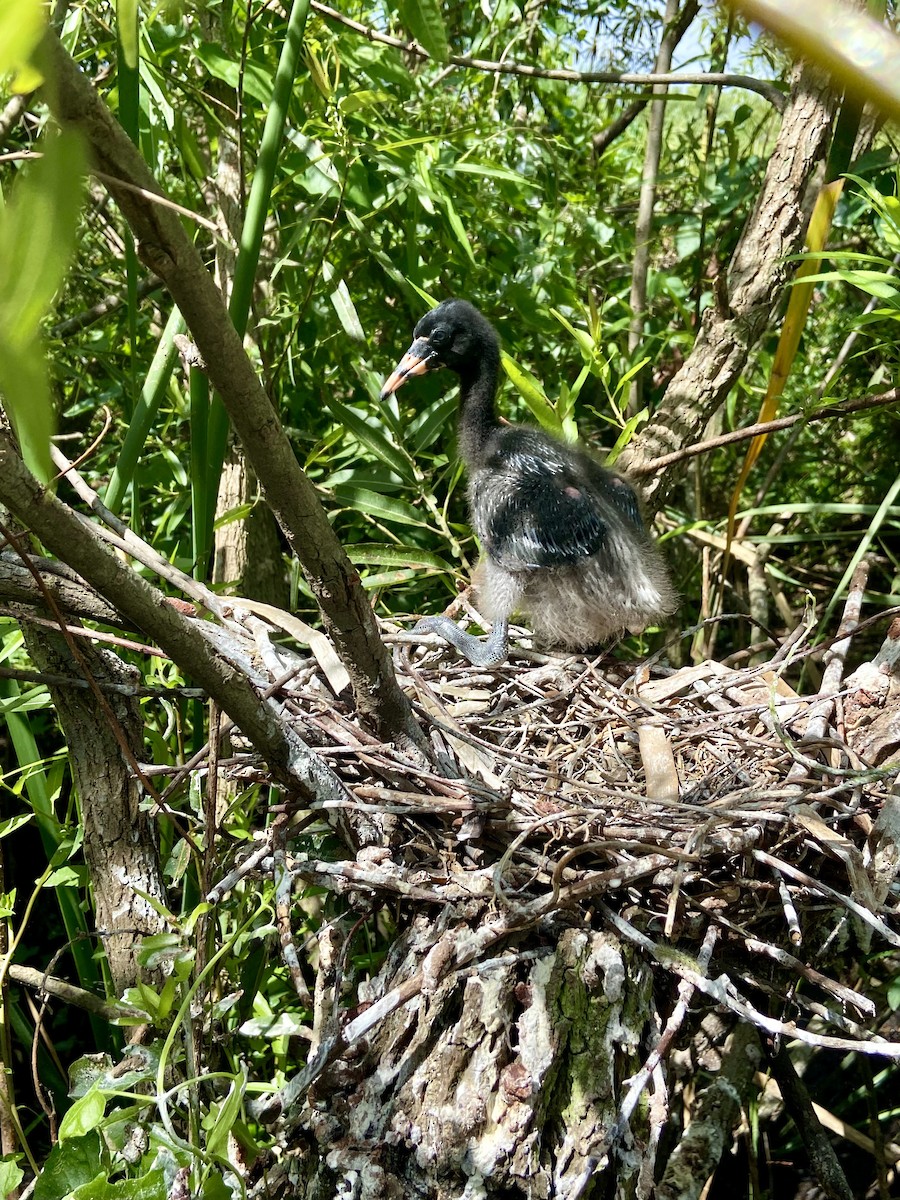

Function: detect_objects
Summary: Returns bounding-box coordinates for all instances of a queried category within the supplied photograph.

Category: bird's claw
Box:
[411,615,509,667]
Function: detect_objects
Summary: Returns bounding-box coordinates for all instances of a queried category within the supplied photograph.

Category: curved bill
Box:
[379,337,440,399]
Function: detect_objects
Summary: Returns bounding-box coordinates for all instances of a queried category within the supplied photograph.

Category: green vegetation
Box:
[1,0,899,1195]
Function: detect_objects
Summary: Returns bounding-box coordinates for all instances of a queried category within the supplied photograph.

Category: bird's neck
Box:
[457,345,500,465]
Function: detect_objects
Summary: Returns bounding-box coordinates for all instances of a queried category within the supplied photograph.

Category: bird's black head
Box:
[380,299,500,399]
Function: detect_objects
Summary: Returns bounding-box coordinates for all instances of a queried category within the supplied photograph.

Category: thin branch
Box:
[0,425,354,809]
[8,965,145,1023]
[768,1041,855,1200]
[309,1,786,109]
[50,277,164,338]
[631,387,900,476]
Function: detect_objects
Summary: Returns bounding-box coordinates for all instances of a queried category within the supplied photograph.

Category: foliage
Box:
[1,0,899,1194]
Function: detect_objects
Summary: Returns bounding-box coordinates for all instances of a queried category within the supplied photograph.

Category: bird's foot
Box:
[412,616,509,667]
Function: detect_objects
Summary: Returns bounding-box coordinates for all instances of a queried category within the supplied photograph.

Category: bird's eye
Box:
[430,327,449,348]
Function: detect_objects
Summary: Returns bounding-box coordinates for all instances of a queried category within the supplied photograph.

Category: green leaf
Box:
[206,1078,245,1160]
[0,1159,24,1198]
[412,390,460,452]
[116,0,139,69]
[438,161,540,187]
[0,0,45,90]
[339,89,392,115]
[398,0,450,62]
[322,262,365,341]
[0,130,86,345]
[550,308,596,359]
[70,1169,168,1199]
[613,357,651,398]
[442,194,476,264]
[58,1086,106,1142]
[34,1132,104,1200]
[501,352,563,436]
[195,41,273,104]
[606,408,649,464]
[347,543,452,571]
[325,397,416,483]
[331,484,428,527]
[0,129,86,481]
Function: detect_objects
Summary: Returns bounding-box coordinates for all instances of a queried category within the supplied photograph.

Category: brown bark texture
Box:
[20,628,167,995]
[619,62,838,506]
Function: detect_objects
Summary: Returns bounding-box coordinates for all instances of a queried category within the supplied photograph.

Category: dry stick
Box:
[0,557,123,626]
[768,1041,855,1200]
[786,557,870,783]
[744,937,874,1017]
[630,387,900,476]
[42,32,425,754]
[8,965,143,1023]
[599,924,719,1159]
[0,663,202,696]
[600,901,900,1051]
[308,1,786,109]
[52,442,230,619]
[752,849,900,949]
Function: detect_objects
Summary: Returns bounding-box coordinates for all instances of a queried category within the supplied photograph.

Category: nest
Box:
[228,610,900,1063]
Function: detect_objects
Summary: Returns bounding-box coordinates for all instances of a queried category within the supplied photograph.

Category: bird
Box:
[380,299,675,666]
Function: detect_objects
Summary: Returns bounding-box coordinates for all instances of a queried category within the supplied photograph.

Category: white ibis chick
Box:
[380,299,675,665]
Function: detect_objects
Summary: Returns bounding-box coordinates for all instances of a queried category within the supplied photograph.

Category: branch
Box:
[656,1023,761,1200]
[309,1,786,110]
[50,276,164,338]
[0,551,122,625]
[767,1042,855,1200]
[619,60,838,506]
[631,387,900,475]
[41,32,425,753]
[0,424,354,810]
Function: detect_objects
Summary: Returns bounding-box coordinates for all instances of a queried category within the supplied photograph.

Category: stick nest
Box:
[251,615,900,1056]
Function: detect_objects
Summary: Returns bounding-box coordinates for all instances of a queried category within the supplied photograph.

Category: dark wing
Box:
[480,446,614,566]
[579,460,646,530]
[479,430,646,569]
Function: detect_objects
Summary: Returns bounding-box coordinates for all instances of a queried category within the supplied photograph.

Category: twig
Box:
[601,924,719,1156]
[50,445,228,618]
[752,849,900,948]
[787,558,870,782]
[631,388,900,476]
[775,872,802,945]
[8,964,143,1022]
[744,937,874,1017]
[601,902,900,1052]
[767,1041,855,1200]
[50,277,164,338]
[309,1,786,108]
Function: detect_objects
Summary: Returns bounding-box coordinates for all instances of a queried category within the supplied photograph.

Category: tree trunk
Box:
[620,61,837,506]
[21,629,167,996]
[286,910,656,1199]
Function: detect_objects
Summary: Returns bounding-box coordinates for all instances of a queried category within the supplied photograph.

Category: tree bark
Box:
[21,629,167,996]
[619,62,837,506]
[279,910,656,1199]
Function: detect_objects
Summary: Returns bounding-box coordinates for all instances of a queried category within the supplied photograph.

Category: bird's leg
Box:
[412,615,509,666]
